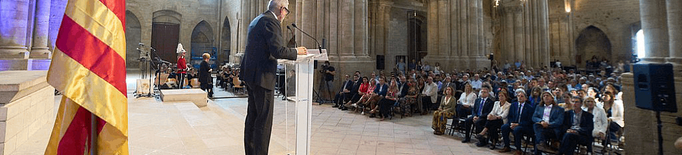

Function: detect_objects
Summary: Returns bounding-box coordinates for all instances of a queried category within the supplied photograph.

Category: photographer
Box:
[319,61,335,103]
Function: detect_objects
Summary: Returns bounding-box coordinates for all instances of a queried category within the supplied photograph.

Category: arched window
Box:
[635,29,645,58]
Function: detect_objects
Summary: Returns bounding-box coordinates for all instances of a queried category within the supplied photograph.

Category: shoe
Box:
[513,150,522,155]
[537,144,551,153]
[341,107,348,111]
[361,111,365,115]
[462,139,471,143]
[475,142,486,147]
[498,147,511,153]
[489,142,496,150]
[474,134,484,139]
[433,131,443,135]
[351,103,357,107]
[332,105,339,108]
[369,114,376,118]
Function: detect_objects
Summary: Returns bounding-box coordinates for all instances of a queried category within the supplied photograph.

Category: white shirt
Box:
[542,104,553,122]
[470,80,482,90]
[459,92,478,107]
[610,100,625,127]
[422,82,439,103]
[591,107,608,137]
[490,101,511,124]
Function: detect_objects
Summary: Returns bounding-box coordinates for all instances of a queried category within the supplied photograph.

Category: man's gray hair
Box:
[268,0,289,12]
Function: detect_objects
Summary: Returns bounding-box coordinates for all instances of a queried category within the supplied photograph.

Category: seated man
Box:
[558,97,594,155]
[532,91,564,154]
[499,89,535,155]
[421,77,439,114]
[333,74,355,108]
[462,86,494,144]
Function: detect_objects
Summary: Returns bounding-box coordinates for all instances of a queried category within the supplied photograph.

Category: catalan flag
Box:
[45,0,128,154]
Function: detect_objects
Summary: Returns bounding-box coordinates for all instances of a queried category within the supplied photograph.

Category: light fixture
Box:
[564,0,571,13]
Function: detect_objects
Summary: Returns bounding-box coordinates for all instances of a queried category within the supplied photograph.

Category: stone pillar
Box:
[30,0,51,59]
[540,0,550,67]
[301,0,316,49]
[513,5,524,67]
[639,0,669,63]
[426,0,439,60]
[338,0,353,57]
[438,0,450,58]
[667,0,682,64]
[0,0,31,59]
[450,0,460,67]
[459,0,469,61]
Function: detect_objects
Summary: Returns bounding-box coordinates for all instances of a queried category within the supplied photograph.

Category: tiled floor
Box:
[13,71,510,155]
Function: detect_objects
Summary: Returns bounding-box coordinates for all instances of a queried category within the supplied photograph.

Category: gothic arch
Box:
[152,10,182,24]
[190,20,215,68]
[220,17,231,64]
[125,11,142,68]
[575,25,612,68]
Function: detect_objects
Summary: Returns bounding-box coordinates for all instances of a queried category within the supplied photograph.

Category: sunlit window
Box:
[636,30,645,58]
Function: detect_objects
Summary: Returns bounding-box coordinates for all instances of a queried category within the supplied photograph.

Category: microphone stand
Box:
[291,24,322,51]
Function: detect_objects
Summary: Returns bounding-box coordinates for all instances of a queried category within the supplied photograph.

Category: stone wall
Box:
[548,0,640,67]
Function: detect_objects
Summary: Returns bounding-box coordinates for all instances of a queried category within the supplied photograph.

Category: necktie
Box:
[478,99,485,115]
[518,103,523,122]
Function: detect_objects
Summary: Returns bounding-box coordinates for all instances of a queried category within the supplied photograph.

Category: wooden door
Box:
[151,23,180,63]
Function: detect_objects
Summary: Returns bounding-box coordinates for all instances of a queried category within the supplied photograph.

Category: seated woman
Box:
[377,79,399,121]
[367,77,388,117]
[351,79,376,114]
[585,97,608,140]
[432,86,457,135]
[398,80,419,117]
[475,91,511,149]
[345,77,369,107]
[456,84,477,118]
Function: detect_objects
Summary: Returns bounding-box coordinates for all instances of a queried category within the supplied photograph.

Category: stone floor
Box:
[12,71,510,155]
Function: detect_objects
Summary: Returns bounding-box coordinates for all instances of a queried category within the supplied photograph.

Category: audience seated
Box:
[377,78,399,121]
[457,84,477,119]
[533,91,565,154]
[420,77,438,114]
[432,87,457,135]
[462,86,494,144]
[333,75,354,108]
[475,91,511,149]
[558,97,594,155]
[368,77,388,118]
[499,89,535,154]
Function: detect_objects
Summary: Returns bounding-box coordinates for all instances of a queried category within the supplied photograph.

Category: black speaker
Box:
[376,55,385,70]
[634,63,677,112]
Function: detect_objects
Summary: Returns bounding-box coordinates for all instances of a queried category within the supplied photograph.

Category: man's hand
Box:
[463,105,470,108]
[473,116,479,121]
[567,129,576,134]
[541,121,549,128]
[510,123,518,130]
[297,47,308,55]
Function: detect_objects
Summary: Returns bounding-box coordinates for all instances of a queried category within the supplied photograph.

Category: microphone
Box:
[286,26,297,47]
[291,24,322,50]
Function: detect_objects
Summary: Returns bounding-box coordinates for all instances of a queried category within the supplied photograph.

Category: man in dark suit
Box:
[397,75,409,98]
[239,0,308,154]
[333,74,354,108]
[342,74,362,110]
[532,91,565,154]
[462,86,494,144]
[558,97,594,155]
[499,89,536,154]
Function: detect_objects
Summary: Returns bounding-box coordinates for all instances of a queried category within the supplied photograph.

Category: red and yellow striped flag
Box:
[45,0,128,154]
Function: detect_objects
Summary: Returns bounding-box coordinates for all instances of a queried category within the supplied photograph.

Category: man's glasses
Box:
[283,7,291,15]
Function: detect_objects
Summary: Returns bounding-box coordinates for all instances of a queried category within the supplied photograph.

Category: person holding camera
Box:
[319,61,335,103]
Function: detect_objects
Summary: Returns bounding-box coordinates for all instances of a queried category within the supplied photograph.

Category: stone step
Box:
[160,89,207,107]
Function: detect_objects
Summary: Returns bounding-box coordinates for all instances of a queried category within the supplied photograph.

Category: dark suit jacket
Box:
[507,100,535,127]
[239,11,297,90]
[199,60,211,84]
[532,104,565,129]
[350,79,361,96]
[341,80,353,92]
[563,110,594,137]
[471,97,494,117]
[374,83,388,96]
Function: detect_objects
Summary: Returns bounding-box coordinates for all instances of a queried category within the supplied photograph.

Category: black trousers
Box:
[485,119,504,142]
[456,104,472,118]
[379,98,396,118]
[244,82,274,155]
[200,82,213,97]
[559,132,592,155]
[177,73,185,88]
[464,116,487,141]
[421,97,432,112]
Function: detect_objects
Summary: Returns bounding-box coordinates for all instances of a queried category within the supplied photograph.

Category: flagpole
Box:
[91,113,97,155]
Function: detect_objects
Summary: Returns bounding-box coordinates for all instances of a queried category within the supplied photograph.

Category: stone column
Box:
[426,0,439,60]
[0,0,31,59]
[300,0,316,49]
[30,0,51,59]
[438,0,450,58]
[338,0,353,57]
[513,5,524,67]
[667,0,682,64]
[450,0,460,66]
[540,0,550,67]
[503,6,515,63]
[354,0,369,58]
[459,0,469,61]
[639,0,669,63]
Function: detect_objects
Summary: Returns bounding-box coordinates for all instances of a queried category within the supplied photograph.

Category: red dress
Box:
[177,56,187,74]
